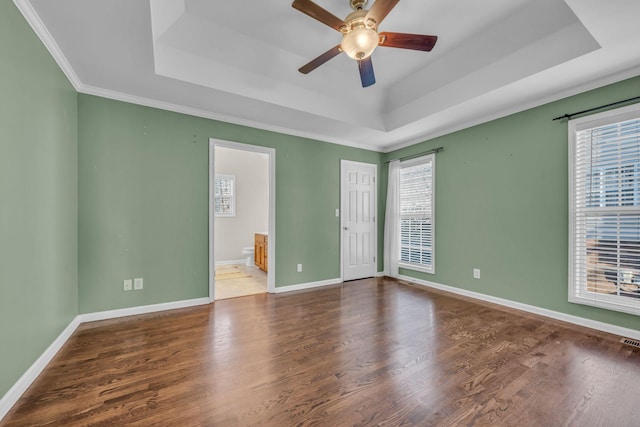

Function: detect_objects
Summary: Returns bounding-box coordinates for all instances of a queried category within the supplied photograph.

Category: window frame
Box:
[398,154,435,274]
[214,174,236,217]
[568,102,640,315]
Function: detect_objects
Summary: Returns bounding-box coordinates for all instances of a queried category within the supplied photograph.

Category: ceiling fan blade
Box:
[292,0,346,32]
[358,57,376,88]
[366,0,399,25]
[299,45,343,74]
[379,32,438,51]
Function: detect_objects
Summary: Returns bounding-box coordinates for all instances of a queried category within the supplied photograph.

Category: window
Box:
[569,103,640,315]
[399,155,435,273]
[214,174,235,217]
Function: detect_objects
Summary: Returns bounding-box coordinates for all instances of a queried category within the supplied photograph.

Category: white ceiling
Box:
[18,0,640,152]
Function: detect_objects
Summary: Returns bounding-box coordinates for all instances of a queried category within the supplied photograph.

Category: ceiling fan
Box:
[292,0,438,88]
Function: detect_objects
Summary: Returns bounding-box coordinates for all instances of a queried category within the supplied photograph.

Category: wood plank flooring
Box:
[2,277,639,426]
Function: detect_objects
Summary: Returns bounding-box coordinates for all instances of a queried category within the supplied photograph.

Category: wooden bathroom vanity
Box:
[254,233,268,272]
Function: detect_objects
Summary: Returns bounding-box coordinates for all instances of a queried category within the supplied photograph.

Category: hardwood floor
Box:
[2,277,639,426]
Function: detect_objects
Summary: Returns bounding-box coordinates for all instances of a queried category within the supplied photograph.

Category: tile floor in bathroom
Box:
[214,264,268,299]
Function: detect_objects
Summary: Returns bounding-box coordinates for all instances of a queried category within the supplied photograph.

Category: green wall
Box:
[385,75,640,331]
[77,94,384,313]
[2,0,639,406]
[0,1,78,397]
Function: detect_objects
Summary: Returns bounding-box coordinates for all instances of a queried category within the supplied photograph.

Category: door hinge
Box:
[373,256,376,262]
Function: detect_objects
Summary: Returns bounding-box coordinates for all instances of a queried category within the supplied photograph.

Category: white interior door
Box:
[341,160,377,281]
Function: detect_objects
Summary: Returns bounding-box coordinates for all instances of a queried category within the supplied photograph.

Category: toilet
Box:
[242,247,255,267]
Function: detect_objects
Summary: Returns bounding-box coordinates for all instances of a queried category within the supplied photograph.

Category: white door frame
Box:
[340,160,377,281]
[209,139,276,302]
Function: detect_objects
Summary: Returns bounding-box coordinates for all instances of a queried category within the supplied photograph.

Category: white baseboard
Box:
[274,278,342,294]
[78,298,210,323]
[273,274,383,294]
[6,276,638,423]
[0,297,211,422]
[0,316,81,421]
[397,274,640,341]
[215,259,247,266]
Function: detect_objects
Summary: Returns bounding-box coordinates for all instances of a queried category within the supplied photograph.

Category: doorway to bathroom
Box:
[209,139,275,301]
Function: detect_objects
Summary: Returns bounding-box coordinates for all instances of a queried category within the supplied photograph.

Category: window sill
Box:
[399,262,434,275]
[569,293,640,316]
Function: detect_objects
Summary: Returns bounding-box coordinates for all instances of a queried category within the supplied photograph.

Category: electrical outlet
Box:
[297,264,302,272]
[335,209,340,217]
[124,279,133,291]
[134,277,143,290]
[473,269,481,279]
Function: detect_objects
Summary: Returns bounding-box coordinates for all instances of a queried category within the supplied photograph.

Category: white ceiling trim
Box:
[385,64,640,153]
[13,0,81,91]
[77,84,386,152]
[13,0,640,152]
[153,43,386,131]
[13,0,384,152]
[11,0,385,153]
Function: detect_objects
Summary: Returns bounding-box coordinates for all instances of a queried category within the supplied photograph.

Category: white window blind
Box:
[569,104,640,315]
[399,155,434,273]
[214,174,235,217]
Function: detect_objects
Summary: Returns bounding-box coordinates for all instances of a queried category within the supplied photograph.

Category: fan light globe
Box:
[341,27,379,60]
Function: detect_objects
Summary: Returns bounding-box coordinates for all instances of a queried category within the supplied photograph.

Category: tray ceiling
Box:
[20,0,640,151]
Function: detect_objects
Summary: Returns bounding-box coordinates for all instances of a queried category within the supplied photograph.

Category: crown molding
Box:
[13,0,82,90]
[382,65,640,153]
[77,84,384,152]
[14,0,383,153]
[16,0,639,156]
